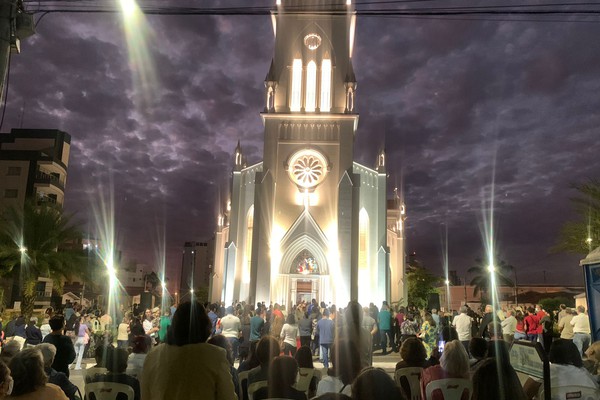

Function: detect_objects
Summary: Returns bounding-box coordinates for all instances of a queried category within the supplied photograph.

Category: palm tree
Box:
[554,179,600,254]
[468,258,515,298]
[0,200,86,317]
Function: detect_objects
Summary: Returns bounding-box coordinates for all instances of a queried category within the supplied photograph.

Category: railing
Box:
[37,196,57,205]
[35,170,64,190]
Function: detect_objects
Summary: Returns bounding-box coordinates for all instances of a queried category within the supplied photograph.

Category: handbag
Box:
[83,332,90,345]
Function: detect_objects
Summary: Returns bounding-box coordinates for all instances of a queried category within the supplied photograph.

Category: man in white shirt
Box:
[570,305,591,356]
[501,309,517,346]
[452,305,472,355]
[220,306,242,361]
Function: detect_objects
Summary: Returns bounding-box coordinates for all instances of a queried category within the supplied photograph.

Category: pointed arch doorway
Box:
[290,250,319,304]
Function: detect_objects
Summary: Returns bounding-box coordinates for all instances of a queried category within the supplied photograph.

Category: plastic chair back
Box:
[425,378,472,400]
[543,385,600,400]
[84,367,108,383]
[394,367,423,400]
[294,367,315,393]
[238,370,249,400]
[85,382,135,400]
[248,380,268,400]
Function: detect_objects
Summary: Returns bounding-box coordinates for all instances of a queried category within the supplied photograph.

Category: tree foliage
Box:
[555,179,600,254]
[539,297,574,313]
[0,201,87,317]
[406,260,441,309]
[468,258,514,298]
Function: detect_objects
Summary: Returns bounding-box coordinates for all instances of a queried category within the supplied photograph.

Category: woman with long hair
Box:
[254,356,306,400]
[419,313,437,359]
[421,340,470,400]
[73,315,89,370]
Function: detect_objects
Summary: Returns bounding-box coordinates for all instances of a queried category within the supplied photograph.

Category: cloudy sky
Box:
[5,0,599,288]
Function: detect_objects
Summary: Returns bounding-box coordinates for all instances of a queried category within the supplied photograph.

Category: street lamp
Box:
[19,247,27,254]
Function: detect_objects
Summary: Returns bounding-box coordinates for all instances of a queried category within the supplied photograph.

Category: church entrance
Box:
[296,280,312,304]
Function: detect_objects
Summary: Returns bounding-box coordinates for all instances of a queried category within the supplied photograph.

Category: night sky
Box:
[4,1,600,289]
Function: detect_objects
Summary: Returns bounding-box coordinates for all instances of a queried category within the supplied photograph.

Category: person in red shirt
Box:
[524,307,539,342]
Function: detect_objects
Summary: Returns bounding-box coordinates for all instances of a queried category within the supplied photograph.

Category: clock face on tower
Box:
[287,149,328,190]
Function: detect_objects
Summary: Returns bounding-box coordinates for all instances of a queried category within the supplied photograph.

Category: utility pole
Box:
[0,1,34,111]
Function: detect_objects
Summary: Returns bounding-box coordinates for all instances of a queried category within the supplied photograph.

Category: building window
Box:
[290,58,303,112]
[244,206,254,284]
[4,189,18,198]
[305,61,317,112]
[358,208,369,304]
[320,59,332,112]
[7,166,21,176]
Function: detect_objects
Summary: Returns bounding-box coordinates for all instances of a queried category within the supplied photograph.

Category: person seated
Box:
[208,334,240,400]
[472,356,527,400]
[0,341,20,367]
[548,339,598,394]
[91,347,140,400]
[140,301,236,400]
[126,335,151,378]
[8,347,68,400]
[238,340,260,374]
[351,367,403,400]
[247,336,280,386]
[294,345,320,398]
[0,359,13,398]
[468,338,487,372]
[396,337,428,370]
[395,337,428,398]
[85,344,109,384]
[38,343,78,400]
[254,356,307,400]
[421,340,470,400]
[316,340,362,397]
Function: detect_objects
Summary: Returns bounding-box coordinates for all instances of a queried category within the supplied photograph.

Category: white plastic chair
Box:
[425,378,472,400]
[294,367,315,393]
[84,367,108,383]
[539,385,600,400]
[394,367,423,400]
[238,370,249,400]
[85,382,135,400]
[248,380,268,400]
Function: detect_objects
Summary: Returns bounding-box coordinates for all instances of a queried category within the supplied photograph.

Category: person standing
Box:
[280,314,299,356]
[501,309,517,346]
[73,315,89,370]
[43,316,76,377]
[298,312,312,348]
[452,306,472,354]
[220,306,242,361]
[570,305,591,356]
[478,305,495,339]
[316,309,335,369]
[378,303,393,355]
[558,308,575,340]
[158,309,171,344]
[524,307,540,342]
[142,309,157,342]
[250,306,265,344]
[117,316,130,349]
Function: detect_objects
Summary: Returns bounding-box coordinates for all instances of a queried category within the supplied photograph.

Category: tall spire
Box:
[234,140,243,171]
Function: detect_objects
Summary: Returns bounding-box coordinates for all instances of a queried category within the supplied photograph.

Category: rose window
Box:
[287,149,328,190]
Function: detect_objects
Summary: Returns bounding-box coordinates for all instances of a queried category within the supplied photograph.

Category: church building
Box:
[210,0,406,308]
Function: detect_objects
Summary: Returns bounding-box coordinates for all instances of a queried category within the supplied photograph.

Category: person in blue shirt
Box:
[208,304,219,335]
[316,309,335,369]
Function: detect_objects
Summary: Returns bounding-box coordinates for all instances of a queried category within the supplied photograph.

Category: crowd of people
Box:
[0,298,596,399]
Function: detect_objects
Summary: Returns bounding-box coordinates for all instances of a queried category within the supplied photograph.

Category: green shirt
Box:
[158,316,171,342]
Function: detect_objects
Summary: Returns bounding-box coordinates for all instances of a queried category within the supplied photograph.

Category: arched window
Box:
[291,59,303,112]
[359,209,369,271]
[243,206,254,283]
[291,250,319,275]
[320,58,332,112]
[305,61,317,112]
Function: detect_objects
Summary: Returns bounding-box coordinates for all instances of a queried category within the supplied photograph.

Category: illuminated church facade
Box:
[210,0,406,307]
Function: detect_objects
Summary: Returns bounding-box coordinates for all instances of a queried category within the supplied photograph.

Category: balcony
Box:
[35,170,64,192]
[37,195,57,206]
